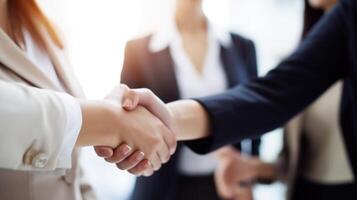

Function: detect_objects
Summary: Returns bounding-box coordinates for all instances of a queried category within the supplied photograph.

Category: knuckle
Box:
[128,90,136,97]
[162,154,170,163]
[168,134,177,147]
[150,135,162,147]
[143,88,153,95]
[154,163,162,171]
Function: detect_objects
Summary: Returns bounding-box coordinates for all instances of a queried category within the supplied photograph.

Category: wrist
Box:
[76,100,121,147]
[167,100,210,141]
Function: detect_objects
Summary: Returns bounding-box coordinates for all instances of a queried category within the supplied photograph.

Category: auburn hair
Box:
[7,0,63,49]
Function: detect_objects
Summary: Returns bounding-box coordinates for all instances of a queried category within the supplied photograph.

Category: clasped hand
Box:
[94,85,177,176]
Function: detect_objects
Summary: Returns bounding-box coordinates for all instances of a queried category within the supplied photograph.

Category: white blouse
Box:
[150,20,232,176]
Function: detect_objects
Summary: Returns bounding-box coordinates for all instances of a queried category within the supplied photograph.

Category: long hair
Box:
[302,0,324,39]
[7,0,63,49]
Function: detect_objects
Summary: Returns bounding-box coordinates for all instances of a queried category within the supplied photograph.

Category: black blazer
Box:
[121,33,261,200]
[187,0,357,181]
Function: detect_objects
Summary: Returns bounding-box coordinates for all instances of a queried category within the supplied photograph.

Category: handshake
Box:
[77,85,259,199]
[77,84,208,176]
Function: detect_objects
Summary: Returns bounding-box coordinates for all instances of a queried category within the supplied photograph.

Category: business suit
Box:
[0,28,95,199]
[187,0,357,188]
[122,33,260,200]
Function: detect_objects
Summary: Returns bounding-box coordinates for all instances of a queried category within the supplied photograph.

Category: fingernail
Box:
[99,149,112,157]
[120,145,131,156]
[135,152,145,161]
[143,160,151,168]
[123,99,133,108]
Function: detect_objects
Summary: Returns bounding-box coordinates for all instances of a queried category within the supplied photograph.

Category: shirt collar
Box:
[149,18,232,53]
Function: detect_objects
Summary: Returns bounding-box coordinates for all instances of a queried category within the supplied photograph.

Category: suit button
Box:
[32,153,49,168]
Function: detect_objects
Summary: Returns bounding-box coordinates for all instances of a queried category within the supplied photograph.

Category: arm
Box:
[0,81,175,172]
[0,80,77,170]
[242,39,261,156]
[183,1,349,153]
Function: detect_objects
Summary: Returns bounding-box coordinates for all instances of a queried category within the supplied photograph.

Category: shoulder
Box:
[122,35,154,71]
[125,35,152,53]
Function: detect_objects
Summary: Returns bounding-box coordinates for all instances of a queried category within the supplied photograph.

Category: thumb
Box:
[122,89,140,111]
[214,169,235,199]
[130,89,174,132]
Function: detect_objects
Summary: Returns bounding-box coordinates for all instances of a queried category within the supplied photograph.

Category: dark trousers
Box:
[293,178,357,200]
[176,175,222,200]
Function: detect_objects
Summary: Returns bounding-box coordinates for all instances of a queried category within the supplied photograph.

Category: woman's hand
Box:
[77,85,177,175]
[94,86,178,176]
[94,85,211,176]
[214,147,259,200]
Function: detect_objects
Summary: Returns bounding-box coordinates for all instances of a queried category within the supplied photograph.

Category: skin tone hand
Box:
[95,86,210,176]
[76,85,177,175]
[214,147,258,200]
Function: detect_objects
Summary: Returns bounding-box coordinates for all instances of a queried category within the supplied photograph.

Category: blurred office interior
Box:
[39,0,304,199]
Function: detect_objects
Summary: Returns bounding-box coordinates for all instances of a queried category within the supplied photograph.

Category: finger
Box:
[155,123,174,163]
[162,124,177,155]
[233,186,253,200]
[116,150,145,170]
[104,144,132,163]
[122,89,140,110]
[94,146,114,158]
[143,164,154,177]
[131,89,177,154]
[106,84,129,100]
[157,136,171,164]
[150,153,162,171]
[133,89,174,131]
[214,170,235,199]
[128,159,151,176]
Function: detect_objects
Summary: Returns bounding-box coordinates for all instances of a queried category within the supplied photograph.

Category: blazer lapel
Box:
[220,42,250,88]
[0,29,58,90]
[147,47,180,102]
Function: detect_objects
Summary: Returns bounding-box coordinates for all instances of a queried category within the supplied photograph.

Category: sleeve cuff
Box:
[55,92,82,169]
[183,98,217,154]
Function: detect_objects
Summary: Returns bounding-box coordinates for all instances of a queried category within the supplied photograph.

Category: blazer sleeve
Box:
[244,39,261,156]
[187,0,350,154]
[0,80,77,171]
[231,37,261,155]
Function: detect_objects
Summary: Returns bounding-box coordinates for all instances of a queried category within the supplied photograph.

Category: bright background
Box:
[39,0,304,199]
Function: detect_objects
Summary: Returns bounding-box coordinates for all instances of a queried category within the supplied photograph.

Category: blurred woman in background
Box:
[230,0,356,199]
[121,0,261,199]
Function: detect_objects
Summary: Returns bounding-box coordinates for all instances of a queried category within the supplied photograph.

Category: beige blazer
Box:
[0,28,95,199]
